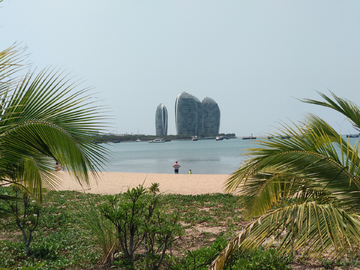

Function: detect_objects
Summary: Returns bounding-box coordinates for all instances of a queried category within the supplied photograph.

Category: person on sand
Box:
[188,169,192,174]
[172,161,181,174]
[55,162,62,171]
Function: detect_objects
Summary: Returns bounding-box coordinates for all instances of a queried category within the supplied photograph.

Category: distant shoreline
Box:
[96,133,237,143]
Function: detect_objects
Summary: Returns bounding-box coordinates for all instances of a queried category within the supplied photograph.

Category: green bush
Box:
[232,247,293,270]
[99,183,184,269]
[174,236,292,270]
[0,189,100,269]
[0,186,41,256]
[173,236,228,269]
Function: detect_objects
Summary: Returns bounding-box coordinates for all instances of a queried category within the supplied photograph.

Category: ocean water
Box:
[101,137,360,175]
[102,138,259,174]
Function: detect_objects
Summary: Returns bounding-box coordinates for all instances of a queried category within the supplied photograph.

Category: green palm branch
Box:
[210,92,360,269]
[0,45,109,201]
[302,91,360,132]
[210,201,360,269]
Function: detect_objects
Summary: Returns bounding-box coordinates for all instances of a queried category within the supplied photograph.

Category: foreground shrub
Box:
[0,186,41,256]
[99,183,183,269]
[173,235,292,270]
[232,247,292,270]
[0,189,100,269]
[173,236,228,269]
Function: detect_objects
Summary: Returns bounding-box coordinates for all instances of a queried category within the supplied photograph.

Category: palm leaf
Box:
[216,91,360,268]
[0,44,27,93]
[226,117,360,217]
[0,45,109,201]
[210,201,360,270]
[301,91,360,132]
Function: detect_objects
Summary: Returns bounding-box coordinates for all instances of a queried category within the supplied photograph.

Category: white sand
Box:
[56,172,231,195]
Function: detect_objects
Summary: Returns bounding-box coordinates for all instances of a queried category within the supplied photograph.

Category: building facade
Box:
[175,92,203,136]
[155,103,168,135]
[202,97,220,135]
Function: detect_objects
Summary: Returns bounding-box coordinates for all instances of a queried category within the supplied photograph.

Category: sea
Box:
[101,136,360,175]
[102,138,258,175]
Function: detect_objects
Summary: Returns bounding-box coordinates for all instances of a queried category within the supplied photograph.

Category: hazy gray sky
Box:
[2,1,360,136]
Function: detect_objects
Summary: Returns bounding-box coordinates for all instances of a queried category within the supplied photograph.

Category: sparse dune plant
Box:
[211,92,360,269]
[80,198,119,264]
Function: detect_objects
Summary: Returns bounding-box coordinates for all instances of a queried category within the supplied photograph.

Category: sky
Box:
[1,0,360,137]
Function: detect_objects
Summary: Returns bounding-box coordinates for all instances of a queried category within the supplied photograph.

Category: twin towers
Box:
[155,91,220,136]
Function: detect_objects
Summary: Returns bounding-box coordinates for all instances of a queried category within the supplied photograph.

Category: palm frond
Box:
[210,201,360,270]
[0,45,27,93]
[301,91,360,132]
[226,116,360,217]
[0,45,109,201]
[217,91,360,268]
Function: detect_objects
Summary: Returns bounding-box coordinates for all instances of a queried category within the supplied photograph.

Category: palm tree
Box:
[0,44,109,201]
[210,92,360,269]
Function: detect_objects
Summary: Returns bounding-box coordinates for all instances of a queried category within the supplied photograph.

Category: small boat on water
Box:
[149,138,165,143]
[135,139,142,142]
[192,136,198,141]
[242,136,257,140]
[242,133,257,140]
[215,136,224,141]
[346,134,360,138]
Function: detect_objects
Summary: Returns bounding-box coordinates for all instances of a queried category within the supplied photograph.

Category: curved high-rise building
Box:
[196,97,204,136]
[155,103,168,135]
[175,92,203,136]
[202,97,220,135]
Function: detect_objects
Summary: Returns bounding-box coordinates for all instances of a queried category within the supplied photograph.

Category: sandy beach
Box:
[57,172,231,195]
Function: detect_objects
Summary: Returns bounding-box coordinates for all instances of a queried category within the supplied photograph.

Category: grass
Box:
[1,189,360,269]
[0,190,243,269]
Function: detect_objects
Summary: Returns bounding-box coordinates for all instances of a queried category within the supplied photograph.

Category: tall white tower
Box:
[155,103,168,135]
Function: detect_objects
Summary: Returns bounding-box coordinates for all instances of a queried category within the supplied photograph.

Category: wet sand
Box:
[56,172,230,195]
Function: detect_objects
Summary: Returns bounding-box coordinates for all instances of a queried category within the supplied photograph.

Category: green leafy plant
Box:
[0,262,45,270]
[0,190,101,269]
[100,185,147,266]
[100,183,183,269]
[173,236,293,270]
[232,247,292,270]
[1,185,41,256]
[173,236,228,270]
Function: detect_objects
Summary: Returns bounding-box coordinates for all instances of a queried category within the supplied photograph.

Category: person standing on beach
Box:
[173,161,181,174]
[55,162,62,171]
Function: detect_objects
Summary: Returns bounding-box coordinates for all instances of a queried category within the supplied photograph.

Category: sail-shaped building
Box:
[175,92,203,136]
[156,93,220,136]
[202,97,220,135]
[155,103,168,135]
